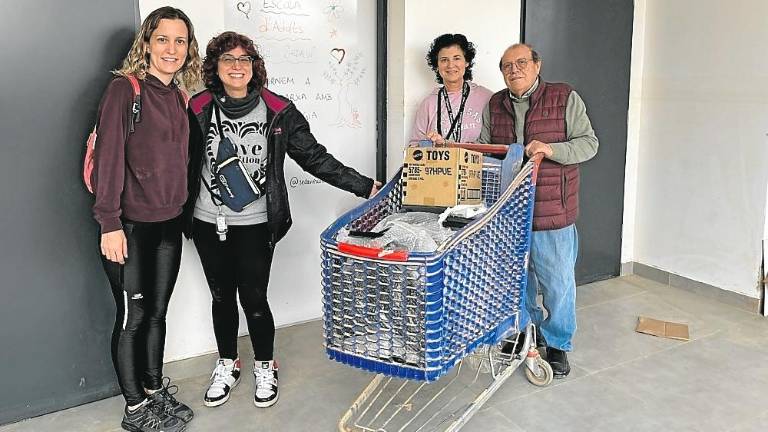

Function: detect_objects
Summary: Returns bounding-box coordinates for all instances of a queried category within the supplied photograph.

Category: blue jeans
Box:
[525,224,578,351]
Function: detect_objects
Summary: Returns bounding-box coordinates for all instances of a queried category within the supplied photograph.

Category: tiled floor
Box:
[3,275,767,432]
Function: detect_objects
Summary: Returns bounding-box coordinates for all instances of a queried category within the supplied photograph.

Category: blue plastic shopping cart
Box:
[320,143,552,431]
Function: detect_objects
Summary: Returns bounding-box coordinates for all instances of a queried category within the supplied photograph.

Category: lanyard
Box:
[436,81,470,142]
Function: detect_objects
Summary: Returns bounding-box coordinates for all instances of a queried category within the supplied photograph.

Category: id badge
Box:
[216,209,227,242]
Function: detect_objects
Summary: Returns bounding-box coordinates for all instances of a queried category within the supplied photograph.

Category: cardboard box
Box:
[402,147,483,208]
[635,316,690,341]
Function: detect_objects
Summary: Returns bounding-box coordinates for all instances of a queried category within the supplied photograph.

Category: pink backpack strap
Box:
[179,89,190,108]
[84,75,142,193]
[126,74,141,96]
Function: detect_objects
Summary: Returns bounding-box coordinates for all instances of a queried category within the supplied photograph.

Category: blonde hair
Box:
[113,6,202,90]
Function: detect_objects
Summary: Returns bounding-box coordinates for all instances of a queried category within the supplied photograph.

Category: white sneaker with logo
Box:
[204,358,241,407]
[253,360,279,408]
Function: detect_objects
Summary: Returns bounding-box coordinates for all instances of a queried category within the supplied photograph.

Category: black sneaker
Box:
[148,377,194,423]
[253,360,279,408]
[204,358,241,407]
[121,399,186,432]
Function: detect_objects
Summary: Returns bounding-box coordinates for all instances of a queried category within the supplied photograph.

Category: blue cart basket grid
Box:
[320,144,540,382]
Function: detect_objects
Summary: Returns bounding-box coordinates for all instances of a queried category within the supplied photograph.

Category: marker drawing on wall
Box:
[260,0,310,16]
[257,15,311,41]
[226,0,366,127]
[236,1,251,19]
[324,1,344,21]
[323,49,365,128]
[329,47,345,64]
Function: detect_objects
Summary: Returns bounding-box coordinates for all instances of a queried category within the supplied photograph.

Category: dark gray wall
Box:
[524,0,633,284]
[0,1,137,425]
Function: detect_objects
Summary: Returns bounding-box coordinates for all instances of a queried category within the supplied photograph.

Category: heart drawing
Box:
[236,1,251,19]
[330,48,346,64]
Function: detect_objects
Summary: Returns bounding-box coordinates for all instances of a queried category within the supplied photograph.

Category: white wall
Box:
[620,0,647,263]
[140,0,378,361]
[386,1,406,178]
[764,184,768,314]
[139,0,222,362]
[139,0,768,364]
[627,0,768,298]
[386,0,521,178]
[138,0,522,362]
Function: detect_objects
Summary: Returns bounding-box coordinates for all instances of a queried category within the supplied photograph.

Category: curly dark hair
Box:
[425,33,476,84]
[202,31,267,95]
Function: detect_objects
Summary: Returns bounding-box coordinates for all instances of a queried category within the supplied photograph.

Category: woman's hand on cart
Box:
[369,181,383,198]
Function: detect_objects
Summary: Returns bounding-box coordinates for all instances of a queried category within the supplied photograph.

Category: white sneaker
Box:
[253,360,279,408]
[204,358,241,407]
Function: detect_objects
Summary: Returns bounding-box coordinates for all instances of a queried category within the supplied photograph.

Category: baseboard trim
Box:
[623,261,761,314]
[620,261,634,276]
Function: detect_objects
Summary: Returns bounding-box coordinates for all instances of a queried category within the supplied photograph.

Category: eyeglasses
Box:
[501,58,534,73]
[219,55,253,67]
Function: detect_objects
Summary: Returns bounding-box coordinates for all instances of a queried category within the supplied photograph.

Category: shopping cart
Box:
[320,143,551,431]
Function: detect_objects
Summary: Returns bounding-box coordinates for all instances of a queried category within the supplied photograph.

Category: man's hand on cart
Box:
[369,181,383,198]
[525,140,553,158]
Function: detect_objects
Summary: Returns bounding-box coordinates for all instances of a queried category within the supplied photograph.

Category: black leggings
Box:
[192,219,275,361]
[101,217,182,406]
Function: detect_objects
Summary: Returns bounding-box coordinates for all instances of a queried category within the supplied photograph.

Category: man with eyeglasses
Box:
[479,43,598,378]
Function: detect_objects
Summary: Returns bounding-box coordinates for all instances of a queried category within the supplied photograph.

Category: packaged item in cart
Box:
[402,147,483,208]
[438,204,487,229]
[337,212,453,252]
[342,334,421,366]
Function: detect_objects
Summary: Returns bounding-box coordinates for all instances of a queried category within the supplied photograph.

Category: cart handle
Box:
[337,242,409,261]
[441,142,509,155]
[441,143,547,164]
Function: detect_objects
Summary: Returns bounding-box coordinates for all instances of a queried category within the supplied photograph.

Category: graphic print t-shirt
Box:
[194,101,269,225]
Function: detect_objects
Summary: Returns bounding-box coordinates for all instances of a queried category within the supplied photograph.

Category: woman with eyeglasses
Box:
[184,31,379,409]
[409,34,493,146]
[91,6,201,432]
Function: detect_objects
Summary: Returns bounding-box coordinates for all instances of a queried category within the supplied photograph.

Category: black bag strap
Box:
[201,174,223,203]
[202,104,226,205]
[94,75,141,135]
[213,103,225,136]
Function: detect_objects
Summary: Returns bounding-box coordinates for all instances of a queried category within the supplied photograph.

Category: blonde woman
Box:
[90,6,201,432]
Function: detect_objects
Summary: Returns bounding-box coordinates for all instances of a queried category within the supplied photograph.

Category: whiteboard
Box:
[139,0,378,360]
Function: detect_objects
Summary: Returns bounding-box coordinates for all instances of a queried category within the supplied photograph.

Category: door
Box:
[523,0,634,284]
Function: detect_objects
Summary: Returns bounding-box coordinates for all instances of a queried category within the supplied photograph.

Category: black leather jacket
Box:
[183,88,374,245]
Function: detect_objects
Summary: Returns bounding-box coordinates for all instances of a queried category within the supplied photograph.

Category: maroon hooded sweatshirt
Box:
[92,74,189,233]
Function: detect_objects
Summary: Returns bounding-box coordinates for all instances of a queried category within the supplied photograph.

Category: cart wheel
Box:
[525,357,553,387]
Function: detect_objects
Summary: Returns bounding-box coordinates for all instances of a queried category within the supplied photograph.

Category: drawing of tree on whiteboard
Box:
[322,49,366,128]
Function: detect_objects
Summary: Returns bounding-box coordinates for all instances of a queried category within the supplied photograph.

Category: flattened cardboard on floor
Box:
[635,316,690,341]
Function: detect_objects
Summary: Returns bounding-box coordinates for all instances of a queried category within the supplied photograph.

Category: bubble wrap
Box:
[338,212,454,253]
